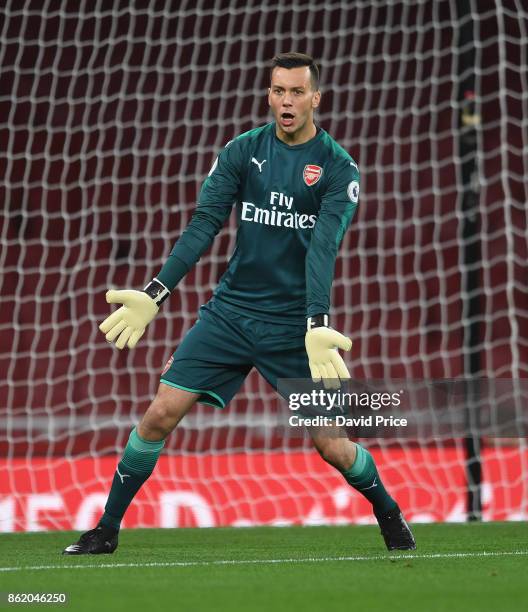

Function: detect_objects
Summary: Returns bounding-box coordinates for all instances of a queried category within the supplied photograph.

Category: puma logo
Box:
[251,157,267,173]
[116,466,131,484]
[359,477,378,491]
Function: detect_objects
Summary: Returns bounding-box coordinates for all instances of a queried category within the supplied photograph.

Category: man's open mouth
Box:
[280,112,295,126]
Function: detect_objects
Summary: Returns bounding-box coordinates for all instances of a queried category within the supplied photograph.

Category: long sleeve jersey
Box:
[157,122,360,324]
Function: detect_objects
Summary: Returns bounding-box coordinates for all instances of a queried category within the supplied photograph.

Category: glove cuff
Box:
[306,314,329,331]
[143,278,170,306]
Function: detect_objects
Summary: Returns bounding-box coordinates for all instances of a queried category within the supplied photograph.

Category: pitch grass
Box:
[0,523,527,612]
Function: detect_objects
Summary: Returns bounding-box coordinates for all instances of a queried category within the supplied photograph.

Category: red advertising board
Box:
[0,448,526,532]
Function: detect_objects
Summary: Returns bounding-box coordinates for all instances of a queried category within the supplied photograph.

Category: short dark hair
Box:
[269,52,320,90]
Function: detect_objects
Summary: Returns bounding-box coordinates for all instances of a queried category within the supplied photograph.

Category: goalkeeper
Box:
[63,52,415,555]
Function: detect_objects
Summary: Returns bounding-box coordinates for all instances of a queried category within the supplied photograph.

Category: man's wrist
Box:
[306,314,329,331]
[143,278,171,306]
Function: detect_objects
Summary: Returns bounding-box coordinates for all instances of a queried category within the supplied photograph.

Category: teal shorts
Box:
[160,299,311,408]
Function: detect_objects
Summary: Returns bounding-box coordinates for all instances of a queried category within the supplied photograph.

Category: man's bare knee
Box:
[312,433,357,471]
[137,383,199,440]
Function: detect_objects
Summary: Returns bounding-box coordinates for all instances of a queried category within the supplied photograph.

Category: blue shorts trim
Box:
[159,378,226,409]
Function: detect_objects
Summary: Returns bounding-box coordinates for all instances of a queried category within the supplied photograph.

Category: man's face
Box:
[268,66,320,138]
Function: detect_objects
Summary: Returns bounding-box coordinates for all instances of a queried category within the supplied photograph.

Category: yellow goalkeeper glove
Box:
[99,279,170,349]
[305,315,352,390]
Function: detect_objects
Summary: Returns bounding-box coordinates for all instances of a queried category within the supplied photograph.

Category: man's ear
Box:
[268,87,272,106]
[312,90,321,109]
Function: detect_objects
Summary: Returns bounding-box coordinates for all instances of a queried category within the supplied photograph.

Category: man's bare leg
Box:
[309,425,416,550]
[63,384,199,554]
[137,383,199,440]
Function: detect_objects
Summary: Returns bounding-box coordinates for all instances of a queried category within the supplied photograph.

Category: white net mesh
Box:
[1,0,527,531]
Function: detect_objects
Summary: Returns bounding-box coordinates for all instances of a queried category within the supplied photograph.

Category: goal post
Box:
[1,1,527,531]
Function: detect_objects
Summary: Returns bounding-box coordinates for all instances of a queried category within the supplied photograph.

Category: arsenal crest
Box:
[303,164,323,186]
[161,355,174,376]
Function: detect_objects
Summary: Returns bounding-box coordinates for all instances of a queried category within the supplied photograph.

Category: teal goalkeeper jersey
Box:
[157,122,360,323]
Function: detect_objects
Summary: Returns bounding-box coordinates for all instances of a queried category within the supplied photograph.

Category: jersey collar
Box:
[271,122,325,150]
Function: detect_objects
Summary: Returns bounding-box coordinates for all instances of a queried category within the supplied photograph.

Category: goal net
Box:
[1,0,527,531]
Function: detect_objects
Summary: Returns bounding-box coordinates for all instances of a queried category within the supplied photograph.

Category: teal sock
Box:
[341,444,397,515]
[100,427,165,530]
